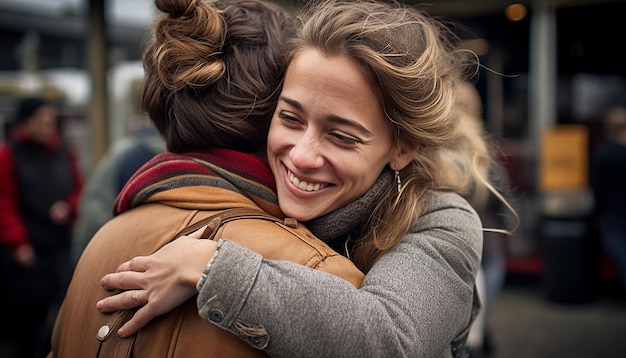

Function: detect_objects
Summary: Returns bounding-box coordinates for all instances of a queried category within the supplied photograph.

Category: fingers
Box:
[97,289,147,313]
[100,256,149,290]
[117,306,154,337]
[116,256,148,273]
[188,225,208,239]
[101,271,145,291]
[96,291,155,337]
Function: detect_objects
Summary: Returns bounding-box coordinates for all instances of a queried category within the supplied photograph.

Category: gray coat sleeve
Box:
[196,191,483,358]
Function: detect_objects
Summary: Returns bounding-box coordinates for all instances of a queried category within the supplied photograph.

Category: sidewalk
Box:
[486,275,626,358]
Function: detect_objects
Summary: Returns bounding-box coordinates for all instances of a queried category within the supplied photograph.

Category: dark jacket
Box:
[0,127,83,252]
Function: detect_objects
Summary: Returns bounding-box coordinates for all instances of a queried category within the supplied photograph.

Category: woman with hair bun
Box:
[50,0,363,357]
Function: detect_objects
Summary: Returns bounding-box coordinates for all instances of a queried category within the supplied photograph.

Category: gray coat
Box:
[196,191,483,358]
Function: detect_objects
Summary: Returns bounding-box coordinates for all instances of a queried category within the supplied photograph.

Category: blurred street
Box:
[486,274,626,358]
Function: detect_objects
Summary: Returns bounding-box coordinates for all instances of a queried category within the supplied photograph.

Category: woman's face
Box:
[267,47,408,221]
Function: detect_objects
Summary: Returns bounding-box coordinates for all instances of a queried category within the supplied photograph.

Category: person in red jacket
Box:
[0,96,83,358]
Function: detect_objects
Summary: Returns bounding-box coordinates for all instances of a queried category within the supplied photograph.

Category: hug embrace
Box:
[52,0,513,357]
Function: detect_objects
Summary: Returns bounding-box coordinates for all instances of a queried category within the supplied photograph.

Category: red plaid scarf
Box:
[113,148,281,217]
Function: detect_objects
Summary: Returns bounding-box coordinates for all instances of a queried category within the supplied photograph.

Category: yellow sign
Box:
[539,125,588,192]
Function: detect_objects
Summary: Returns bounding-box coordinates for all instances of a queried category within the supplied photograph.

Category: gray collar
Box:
[304,169,392,242]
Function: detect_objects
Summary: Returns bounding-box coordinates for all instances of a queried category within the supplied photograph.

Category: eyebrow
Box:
[278,95,374,137]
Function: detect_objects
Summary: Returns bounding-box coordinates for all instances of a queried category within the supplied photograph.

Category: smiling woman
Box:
[268,47,411,221]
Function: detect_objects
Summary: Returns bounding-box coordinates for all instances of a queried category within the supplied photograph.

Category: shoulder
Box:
[409,191,482,250]
[423,191,479,218]
[208,212,364,287]
[377,191,482,293]
[218,216,334,264]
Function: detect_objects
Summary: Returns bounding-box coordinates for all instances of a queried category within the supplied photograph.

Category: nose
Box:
[289,135,324,170]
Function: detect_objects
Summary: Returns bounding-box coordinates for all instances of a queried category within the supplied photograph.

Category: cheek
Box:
[266,128,280,158]
[267,120,295,152]
[351,169,377,191]
[340,156,388,192]
[266,126,289,172]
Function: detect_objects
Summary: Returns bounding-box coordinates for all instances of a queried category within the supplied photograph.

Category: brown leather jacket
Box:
[51,203,364,357]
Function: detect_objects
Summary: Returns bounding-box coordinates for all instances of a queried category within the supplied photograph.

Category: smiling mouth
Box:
[288,170,329,192]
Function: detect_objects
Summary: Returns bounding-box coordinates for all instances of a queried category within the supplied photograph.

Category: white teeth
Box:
[288,170,328,192]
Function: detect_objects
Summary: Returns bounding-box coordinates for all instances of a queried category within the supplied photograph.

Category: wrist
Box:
[196,239,224,291]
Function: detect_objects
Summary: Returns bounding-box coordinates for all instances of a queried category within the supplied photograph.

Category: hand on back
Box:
[97,227,216,337]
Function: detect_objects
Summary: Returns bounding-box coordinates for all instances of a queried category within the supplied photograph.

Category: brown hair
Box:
[142,0,296,153]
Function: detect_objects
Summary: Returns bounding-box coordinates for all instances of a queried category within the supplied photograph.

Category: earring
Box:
[395,170,401,194]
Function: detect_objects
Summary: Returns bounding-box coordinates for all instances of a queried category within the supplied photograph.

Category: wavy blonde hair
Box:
[288,0,498,271]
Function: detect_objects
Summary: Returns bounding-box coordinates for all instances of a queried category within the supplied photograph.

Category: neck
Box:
[304,169,392,242]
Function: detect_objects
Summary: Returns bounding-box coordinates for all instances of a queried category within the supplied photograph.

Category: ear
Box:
[389,145,416,171]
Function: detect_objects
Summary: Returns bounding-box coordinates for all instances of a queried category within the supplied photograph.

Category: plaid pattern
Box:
[113,148,281,217]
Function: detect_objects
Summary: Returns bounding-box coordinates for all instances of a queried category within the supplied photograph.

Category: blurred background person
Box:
[71,114,164,265]
[457,81,515,358]
[0,96,84,358]
[592,105,626,298]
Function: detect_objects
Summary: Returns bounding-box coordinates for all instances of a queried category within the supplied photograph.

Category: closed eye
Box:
[278,111,302,127]
[330,132,360,145]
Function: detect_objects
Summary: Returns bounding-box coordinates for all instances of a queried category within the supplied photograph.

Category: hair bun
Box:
[150,0,226,91]
[155,0,196,19]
